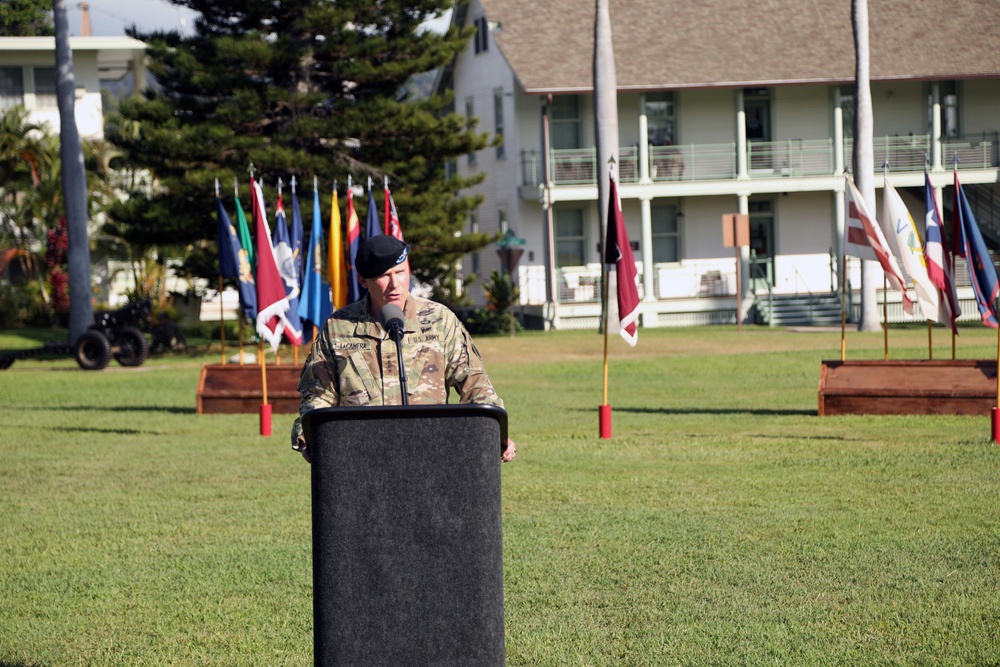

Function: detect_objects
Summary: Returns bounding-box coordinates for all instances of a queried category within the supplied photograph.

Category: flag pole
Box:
[927,319,932,360]
[883,274,888,361]
[219,276,226,364]
[951,155,960,360]
[292,175,300,367]
[238,317,245,365]
[882,162,889,362]
[994,294,1000,444]
[215,177,227,365]
[840,249,847,362]
[601,260,611,435]
[259,340,272,436]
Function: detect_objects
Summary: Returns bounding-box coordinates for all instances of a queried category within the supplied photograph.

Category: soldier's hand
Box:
[293,436,311,463]
[501,438,517,463]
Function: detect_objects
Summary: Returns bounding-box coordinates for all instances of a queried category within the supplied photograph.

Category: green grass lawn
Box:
[1,325,998,665]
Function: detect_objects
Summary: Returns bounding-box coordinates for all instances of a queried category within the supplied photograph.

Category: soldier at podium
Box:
[291,235,517,464]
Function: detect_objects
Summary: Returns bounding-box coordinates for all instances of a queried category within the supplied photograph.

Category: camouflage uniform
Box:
[291,294,503,448]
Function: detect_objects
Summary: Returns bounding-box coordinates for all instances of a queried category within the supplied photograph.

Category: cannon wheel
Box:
[74,330,112,371]
[114,326,150,367]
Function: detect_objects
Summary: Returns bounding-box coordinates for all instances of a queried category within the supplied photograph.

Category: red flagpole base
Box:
[992,407,1000,445]
[599,404,612,439]
[260,403,273,437]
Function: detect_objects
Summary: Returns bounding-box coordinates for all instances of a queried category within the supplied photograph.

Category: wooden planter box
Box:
[197,363,303,414]
[818,359,997,416]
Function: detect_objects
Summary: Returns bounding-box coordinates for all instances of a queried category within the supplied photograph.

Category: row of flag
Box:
[844,168,998,331]
[215,177,405,352]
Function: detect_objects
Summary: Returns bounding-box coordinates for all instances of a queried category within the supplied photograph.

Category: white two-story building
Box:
[0,36,147,139]
[440,0,1000,329]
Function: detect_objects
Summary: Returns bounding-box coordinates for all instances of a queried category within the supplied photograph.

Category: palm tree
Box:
[0,107,55,314]
[853,0,880,331]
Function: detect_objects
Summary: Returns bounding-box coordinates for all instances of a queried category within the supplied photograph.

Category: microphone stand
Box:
[393,332,408,405]
[379,305,408,405]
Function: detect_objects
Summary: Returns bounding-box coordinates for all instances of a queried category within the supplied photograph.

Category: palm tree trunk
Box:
[594,0,619,332]
[53,0,93,342]
[853,0,881,331]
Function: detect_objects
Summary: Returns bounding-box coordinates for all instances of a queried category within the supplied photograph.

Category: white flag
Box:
[882,177,940,322]
[843,177,913,314]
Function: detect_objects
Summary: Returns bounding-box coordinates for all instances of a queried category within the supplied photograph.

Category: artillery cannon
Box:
[0,299,152,371]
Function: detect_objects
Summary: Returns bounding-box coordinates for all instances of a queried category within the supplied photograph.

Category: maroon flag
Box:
[384,181,404,241]
[603,167,639,345]
[252,180,291,351]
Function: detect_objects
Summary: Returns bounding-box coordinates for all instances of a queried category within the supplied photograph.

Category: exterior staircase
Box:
[753,292,843,327]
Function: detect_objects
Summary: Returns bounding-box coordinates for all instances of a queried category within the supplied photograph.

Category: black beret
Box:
[356,235,410,278]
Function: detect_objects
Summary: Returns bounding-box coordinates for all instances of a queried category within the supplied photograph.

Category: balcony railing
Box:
[521,132,998,187]
[747,139,834,177]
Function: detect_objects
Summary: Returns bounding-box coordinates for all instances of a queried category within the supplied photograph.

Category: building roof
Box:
[0,36,147,53]
[476,0,1000,94]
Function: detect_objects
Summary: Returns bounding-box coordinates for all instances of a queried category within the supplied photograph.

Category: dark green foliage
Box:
[464,270,522,334]
[0,0,54,36]
[107,0,496,298]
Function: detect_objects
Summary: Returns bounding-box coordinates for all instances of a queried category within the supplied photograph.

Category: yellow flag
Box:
[328,189,347,309]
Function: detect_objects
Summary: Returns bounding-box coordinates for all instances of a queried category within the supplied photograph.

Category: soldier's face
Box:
[364,261,411,314]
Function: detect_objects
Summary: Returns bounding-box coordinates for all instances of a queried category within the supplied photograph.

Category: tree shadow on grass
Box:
[48,426,153,435]
[611,406,817,417]
[1,660,48,667]
[16,405,195,415]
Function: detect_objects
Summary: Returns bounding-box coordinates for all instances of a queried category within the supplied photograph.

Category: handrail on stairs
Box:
[749,249,774,327]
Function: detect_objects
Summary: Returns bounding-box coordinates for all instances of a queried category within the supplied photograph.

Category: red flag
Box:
[384,182,404,241]
[603,167,639,345]
[252,180,291,351]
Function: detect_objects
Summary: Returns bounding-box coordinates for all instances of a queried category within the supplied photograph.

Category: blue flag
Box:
[954,171,999,328]
[297,188,333,338]
[272,194,304,344]
[365,183,383,240]
[215,196,256,321]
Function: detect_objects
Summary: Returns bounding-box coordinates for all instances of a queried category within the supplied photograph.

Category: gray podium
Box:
[302,404,508,667]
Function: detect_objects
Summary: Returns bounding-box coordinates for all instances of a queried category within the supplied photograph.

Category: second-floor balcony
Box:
[520,133,999,188]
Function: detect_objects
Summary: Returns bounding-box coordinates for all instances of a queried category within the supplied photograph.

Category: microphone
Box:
[378,304,408,405]
[378,304,405,342]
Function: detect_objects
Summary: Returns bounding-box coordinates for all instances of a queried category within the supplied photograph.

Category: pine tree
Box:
[0,0,54,36]
[106,0,495,302]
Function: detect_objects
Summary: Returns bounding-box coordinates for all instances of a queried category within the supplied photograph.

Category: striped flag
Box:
[346,185,364,303]
[923,173,960,333]
[843,176,913,314]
